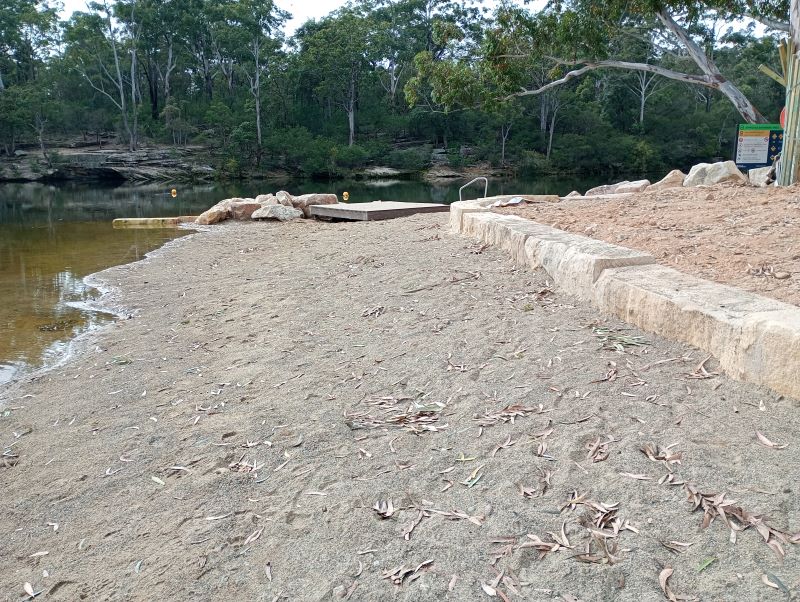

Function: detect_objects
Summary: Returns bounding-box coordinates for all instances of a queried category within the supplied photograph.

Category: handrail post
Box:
[459,177,488,202]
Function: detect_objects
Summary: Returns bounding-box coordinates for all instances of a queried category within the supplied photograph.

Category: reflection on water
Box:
[0,221,190,385]
[0,175,606,386]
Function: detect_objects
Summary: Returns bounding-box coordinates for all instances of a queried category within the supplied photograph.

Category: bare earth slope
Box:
[1,215,799,601]
[502,186,800,306]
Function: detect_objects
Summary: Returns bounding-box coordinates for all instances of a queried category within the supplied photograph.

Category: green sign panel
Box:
[734,124,782,170]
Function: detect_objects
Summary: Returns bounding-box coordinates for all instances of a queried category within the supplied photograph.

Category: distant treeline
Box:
[0,0,787,178]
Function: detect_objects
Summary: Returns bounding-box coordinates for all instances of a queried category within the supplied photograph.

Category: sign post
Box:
[734,124,783,171]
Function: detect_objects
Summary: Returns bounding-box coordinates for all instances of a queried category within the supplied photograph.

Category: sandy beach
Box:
[1,214,798,601]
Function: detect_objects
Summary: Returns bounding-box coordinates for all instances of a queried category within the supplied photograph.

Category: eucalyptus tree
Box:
[296,10,374,146]
[0,0,58,91]
[64,2,140,150]
[482,0,788,123]
[212,0,288,160]
[0,0,58,153]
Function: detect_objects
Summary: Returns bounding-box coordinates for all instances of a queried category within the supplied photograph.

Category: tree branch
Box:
[744,13,789,32]
[508,60,711,99]
[656,9,720,79]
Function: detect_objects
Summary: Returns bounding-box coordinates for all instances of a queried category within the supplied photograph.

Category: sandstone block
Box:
[292,193,338,217]
[251,204,303,221]
[647,169,686,192]
[276,191,293,206]
[684,161,747,187]
[615,179,650,194]
[229,200,262,220]
[748,166,773,187]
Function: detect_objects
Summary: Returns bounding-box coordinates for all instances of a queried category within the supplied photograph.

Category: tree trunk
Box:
[347,70,356,147]
[163,41,175,103]
[105,7,133,149]
[656,9,765,123]
[145,56,159,121]
[500,123,511,166]
[130,48,138,151]
[547,107,559,159]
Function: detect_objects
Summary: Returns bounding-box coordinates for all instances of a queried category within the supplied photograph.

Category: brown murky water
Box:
[0,221,190,384]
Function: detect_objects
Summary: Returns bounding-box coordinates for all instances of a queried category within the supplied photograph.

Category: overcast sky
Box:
[59,0,495,34]
[59,0,352,32]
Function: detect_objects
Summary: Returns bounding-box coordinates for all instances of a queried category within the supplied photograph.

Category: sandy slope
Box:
[1,215,798,601]
[502,185,800,307]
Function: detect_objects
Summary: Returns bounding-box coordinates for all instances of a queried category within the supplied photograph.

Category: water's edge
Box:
[0,225,204,405]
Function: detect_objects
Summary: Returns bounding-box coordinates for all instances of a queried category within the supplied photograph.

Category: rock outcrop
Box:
[683,161,747,187]
[251,205,304,221]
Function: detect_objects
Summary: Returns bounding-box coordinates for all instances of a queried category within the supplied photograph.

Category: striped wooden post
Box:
[780,2,800,184]
[779,42,798,185]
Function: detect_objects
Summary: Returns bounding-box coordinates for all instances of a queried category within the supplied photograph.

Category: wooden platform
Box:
[309,201,449,221]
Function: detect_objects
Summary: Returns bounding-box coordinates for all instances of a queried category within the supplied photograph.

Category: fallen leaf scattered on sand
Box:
[684,482,799,558]
[373,499,395,519]
[345,396,446,433]
[755,431,788,450]
[585,436,614,463]
[244,528,263,546]
[761,573,789,594]
[641,443,682,470]
[381,559,433,586]
[473,404,550,429]
[660,540,695,554]
[592,327,649,352]
[491,434,517,457]
[520,467,553,498]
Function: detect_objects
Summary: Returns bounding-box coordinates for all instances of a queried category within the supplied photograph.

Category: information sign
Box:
[734,124,782,170]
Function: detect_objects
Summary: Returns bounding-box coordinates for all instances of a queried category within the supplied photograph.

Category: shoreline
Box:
[0,226,203,404]
[1,216,797,600]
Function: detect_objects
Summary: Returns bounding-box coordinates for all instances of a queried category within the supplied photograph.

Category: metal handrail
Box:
[459,177,488,202]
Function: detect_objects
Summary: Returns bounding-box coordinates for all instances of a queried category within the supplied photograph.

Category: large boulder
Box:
[647,169,686,192]
[255,193,278,205]
[251,204,304,221]
[615,179,650,194]
[276,191,293,206]
[683,161,747,187]
[195,204,229,225]
[748,166,773,187]
[229,200,262,220]
[291,193,339,217]
[565,190,582,198]
[585,182,629,196]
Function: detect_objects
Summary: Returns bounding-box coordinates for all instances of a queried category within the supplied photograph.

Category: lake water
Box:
[0,175,605,386]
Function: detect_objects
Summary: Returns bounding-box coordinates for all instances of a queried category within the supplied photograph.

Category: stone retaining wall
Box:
[450,199,800,399]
